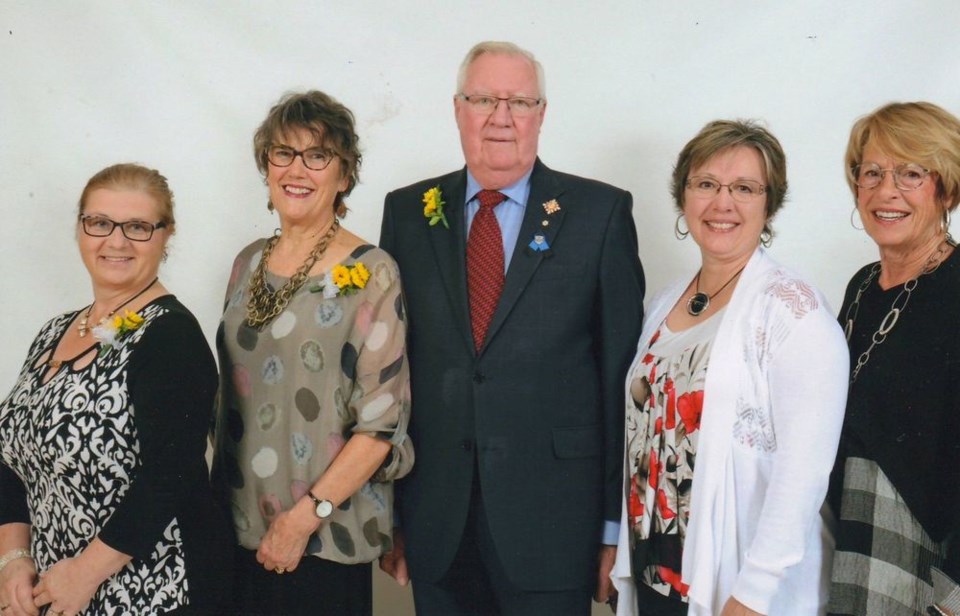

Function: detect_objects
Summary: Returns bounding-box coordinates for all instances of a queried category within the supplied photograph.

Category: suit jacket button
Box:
[460,439,473,451]
[473,372,485,383]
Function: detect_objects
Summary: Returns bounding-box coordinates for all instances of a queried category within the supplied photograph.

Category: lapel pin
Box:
[542,199,561,215]
[525,231,553,258]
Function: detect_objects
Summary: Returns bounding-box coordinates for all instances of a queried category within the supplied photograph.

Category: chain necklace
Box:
[845,237,954,383]
[77,276,159,337]
[686,265,746,316]
[245,219,340,330]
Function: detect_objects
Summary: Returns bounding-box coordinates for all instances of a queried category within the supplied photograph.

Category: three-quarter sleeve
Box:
[345,253,413,482]
[98,311,218,559]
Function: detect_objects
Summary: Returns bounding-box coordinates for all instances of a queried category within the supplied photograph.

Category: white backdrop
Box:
[1,2,958,614]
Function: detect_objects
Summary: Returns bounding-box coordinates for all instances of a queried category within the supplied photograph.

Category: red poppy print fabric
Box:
[625,314,719,600]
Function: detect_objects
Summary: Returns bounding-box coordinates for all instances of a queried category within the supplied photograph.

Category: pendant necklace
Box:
[686,265,747,317]
[77,277,159,338]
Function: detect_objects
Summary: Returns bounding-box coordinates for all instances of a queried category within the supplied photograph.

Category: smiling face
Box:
[79,188,169,295]
[266,128,348,229]
[683,146,768,267]
[856,141,943,258]
[455,52,545,189]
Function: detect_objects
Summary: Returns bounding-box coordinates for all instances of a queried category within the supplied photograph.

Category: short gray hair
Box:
[455,41,546,99]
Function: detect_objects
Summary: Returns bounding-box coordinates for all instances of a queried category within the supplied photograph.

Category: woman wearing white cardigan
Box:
[611,120,849,616]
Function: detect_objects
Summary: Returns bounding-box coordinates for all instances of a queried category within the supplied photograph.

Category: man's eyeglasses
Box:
[266,145,335,171]
[853,162,930,191]
[685,177,767,203]
[457,94,543,117]
[79,215,167,241]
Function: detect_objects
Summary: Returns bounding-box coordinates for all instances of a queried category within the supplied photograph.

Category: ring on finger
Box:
[274,566,286,574]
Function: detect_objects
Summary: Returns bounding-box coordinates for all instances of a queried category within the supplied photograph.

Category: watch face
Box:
[315,499,334,519]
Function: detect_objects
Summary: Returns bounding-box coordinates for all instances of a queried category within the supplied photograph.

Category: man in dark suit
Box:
[379,41,645,615]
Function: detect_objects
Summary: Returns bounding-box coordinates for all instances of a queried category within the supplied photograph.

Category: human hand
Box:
[256,508,315,574]
[32,557,100,616]
[594,545,617,610]
[719,596,763,616]
[378,529,409,586]
[0,558,39,616]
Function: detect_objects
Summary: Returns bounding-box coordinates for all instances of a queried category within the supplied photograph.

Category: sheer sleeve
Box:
[344,251,413,482]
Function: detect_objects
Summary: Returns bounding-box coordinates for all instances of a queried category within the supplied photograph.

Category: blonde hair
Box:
[78,163,176,229]
[844,101,960,210]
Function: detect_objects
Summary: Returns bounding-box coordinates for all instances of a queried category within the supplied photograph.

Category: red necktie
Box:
[468,190,506,351]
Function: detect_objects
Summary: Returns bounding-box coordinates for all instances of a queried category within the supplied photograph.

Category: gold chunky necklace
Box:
[245,219,340,330]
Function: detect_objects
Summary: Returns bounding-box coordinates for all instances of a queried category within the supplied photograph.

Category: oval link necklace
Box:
[844,237,954,383]
[686,265,746,317]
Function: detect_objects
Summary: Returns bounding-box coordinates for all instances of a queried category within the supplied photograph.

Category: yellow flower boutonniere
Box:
[312,262,371,298]
[93,310,145,353]
[423,186,449,229]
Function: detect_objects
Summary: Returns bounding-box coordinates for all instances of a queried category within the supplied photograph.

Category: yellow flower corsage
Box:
[93,310,145,353]
[423,186,449,229]
[313,262,370,298]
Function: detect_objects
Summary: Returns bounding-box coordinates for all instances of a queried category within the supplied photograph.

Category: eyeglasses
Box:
[80,215,167,241]
[266,145,335,171]
[685,177,767,203]
[853,162,930,191]
[457,94,543,117]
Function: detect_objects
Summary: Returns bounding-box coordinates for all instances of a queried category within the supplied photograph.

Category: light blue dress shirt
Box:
[464,169,532,272]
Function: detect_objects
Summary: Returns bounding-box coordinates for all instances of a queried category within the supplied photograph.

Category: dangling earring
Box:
[674,214,689,240]
[941,207,951,234]
[760,229,773,248]
[267,200,275,213]
[850,207,864,231]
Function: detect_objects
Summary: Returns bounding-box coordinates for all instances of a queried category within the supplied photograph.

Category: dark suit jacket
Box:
[380,159,644,591]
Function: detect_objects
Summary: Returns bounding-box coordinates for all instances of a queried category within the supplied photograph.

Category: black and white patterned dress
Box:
[0,296,233,615]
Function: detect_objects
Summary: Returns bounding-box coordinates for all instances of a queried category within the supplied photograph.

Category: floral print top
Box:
[213,241,412,565]
[625,310,722,601]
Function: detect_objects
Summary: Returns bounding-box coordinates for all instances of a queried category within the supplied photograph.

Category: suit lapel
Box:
[481,160,566,352]
[427,169,474,352]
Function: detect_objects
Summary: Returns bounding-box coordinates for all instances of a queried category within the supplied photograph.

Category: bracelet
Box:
[0,548,31,574]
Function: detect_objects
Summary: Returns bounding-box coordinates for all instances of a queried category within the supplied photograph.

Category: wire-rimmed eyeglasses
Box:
[79,215,167,241]
[853,162,931,191]
[685,177,767,203]
[456,94,543,116]
[266,145,336,171]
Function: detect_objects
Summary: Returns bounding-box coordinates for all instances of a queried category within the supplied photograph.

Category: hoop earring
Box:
[760,229,773,248]
[850,207,864,231]
[674,214,689,240]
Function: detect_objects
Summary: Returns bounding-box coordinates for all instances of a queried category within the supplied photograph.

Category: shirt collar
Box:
[465,168,534,206]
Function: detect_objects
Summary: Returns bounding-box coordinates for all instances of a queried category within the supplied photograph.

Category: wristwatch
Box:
[307,491,334,519]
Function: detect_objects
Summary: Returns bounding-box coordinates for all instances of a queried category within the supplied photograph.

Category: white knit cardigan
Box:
[612,248,849,616]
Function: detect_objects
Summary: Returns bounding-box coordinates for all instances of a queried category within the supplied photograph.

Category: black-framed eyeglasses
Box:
[685,177,767,203]
[456,94,543,116]
[853,162,930,191]
[79,215,167,241]
[266,145,335,171]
